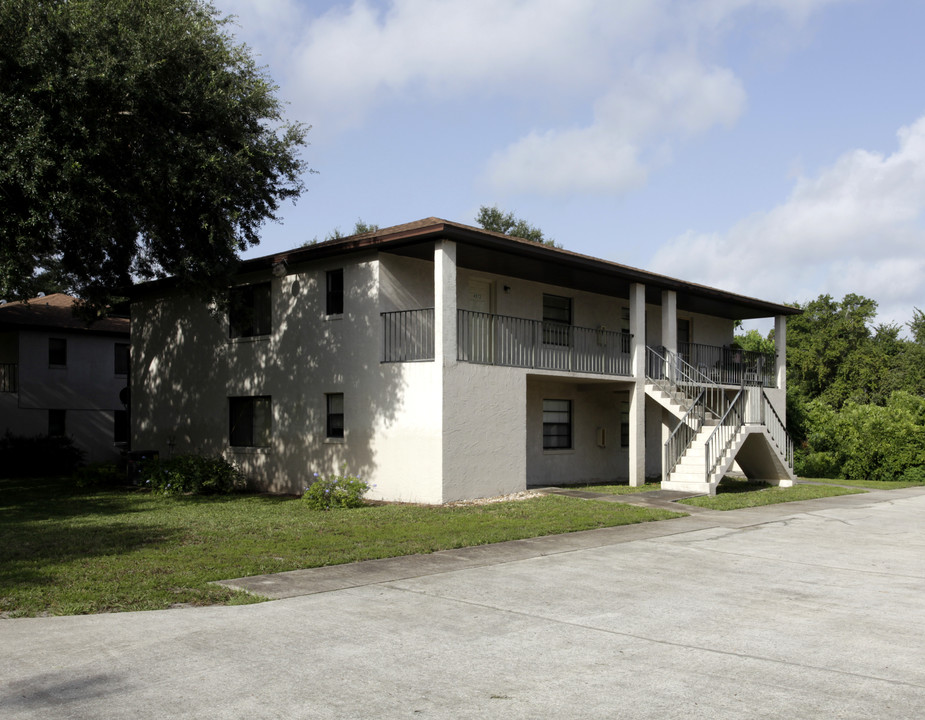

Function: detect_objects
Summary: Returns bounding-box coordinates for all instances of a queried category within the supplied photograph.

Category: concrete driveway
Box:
[2,488,924,719]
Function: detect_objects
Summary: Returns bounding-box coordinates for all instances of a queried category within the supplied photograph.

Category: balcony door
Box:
[466,278,494,363]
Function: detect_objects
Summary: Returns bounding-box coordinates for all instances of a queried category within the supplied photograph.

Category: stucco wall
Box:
[0,329,128,463]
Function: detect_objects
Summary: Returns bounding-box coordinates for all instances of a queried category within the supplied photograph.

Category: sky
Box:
[217,0,925,333]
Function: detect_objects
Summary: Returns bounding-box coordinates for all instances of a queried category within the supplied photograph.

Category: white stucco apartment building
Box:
[131,218,800,503]
[0,294,131,463]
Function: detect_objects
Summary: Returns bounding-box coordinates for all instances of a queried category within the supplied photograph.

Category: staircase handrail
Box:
[664,389,706,478]
[705,388,746,481]
[646,346,728,418]
[760,390,794,470]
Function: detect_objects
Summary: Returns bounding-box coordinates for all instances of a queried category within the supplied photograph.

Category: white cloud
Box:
[484,56,746,194]
[650,115,925,329]
[216,0,850,194]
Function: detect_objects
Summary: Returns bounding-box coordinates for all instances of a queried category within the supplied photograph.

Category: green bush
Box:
[75,462,125,488]
[301,466,370,510]
[140,455,246,495]
[0,432,85,477]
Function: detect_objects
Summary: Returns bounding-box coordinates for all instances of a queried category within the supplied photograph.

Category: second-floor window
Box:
[229,282,271,338]
[326,269,344,315]
[542,294,571,346]
[49,338,67,367]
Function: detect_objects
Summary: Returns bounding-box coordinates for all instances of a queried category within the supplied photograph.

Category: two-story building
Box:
[0,294,131,464]
[131,218,800,503]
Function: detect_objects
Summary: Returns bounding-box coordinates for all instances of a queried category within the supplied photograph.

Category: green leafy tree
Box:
[0,0,309,311]
[733,327,775,355]
[476,205,560,248]
[909,307,925,345]
[303,219,379,247]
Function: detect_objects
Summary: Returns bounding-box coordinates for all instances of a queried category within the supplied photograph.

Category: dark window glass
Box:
[620,401,630,448]
[49,338,67,366]
[229,283,272,338]
[542,294,571,346]
[326,269,344,315]
[229,396,271,447]
[542,399,571,450]
[114,409,129,443]
[114,343,130,375]
[326,393,344,439]
[49,409,66,437]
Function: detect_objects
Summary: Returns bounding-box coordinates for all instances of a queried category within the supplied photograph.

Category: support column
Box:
[661,290,677,357]
[774,314,787,422]
[629,283,646,487]
[434,240,457,367]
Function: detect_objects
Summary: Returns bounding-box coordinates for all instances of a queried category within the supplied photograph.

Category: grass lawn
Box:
[0,476,683,617]
[679,477,865,511]
[555,480,662,495]
[799,477,925,490]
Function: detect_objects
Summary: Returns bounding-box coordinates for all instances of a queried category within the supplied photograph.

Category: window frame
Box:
[48,409,66,437]
[228,282,272,339]
[542,294,571,347]
[48,337,67,367]
[542,399,572,450]
[228,396,272,448]
[326,269,344,316]
[326,393,344,440]
[620,400,630,448]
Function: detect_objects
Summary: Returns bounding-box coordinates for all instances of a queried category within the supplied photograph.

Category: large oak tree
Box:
[0,0,309,311]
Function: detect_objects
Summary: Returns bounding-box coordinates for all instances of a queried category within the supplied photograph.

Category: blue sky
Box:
[218,0,925,331]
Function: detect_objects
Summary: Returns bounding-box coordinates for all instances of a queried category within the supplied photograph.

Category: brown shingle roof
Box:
[0,294,130,335]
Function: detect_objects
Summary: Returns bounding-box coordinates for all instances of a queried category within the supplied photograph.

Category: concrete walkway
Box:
[2,488,924,719]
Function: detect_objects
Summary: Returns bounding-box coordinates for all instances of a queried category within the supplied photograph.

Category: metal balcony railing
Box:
[0,363,17,393]
[381,309,435,362]
[458,309,632,377]
[679,342,776,387]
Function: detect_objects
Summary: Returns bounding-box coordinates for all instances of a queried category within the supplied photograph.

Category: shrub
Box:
[900,465,925,484]
[302,466,370,510]
[140,454,246,495]
[0,432,85,478]
[75,462,125,488]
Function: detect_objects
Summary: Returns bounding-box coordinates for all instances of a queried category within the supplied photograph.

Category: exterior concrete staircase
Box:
[646,346,795,496]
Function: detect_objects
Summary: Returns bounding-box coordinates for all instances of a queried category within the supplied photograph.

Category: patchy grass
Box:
[0,477,683,617]
[799,477,925,490]
[679,477,865,511]
[556,480,662,495]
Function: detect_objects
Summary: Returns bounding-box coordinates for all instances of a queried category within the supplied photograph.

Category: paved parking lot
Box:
[2,488,924,719]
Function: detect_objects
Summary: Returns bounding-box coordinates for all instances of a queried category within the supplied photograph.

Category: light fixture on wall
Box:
[271,259,288,277]
[503,285,511,294]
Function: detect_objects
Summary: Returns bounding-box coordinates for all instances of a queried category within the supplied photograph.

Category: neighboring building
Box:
[0,294,131,463]
[131,218,800,503]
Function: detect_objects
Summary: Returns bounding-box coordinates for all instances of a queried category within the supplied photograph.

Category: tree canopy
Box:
[475,205,559,248]
[0,0,309,311]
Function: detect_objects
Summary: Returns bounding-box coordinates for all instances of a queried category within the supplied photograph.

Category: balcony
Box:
[458,310,632,376]
[678,342,777,388]
[0,363,17,393]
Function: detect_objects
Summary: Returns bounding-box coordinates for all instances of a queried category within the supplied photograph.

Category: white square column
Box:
[629,282,646,487]
[434,240,457,367]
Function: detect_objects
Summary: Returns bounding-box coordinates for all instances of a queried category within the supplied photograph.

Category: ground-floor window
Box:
[326,393,344,439]
[229,396,271,447]
[48,409,66,437]
[543,399,571,449]
[620,401,630,448]
[114,409,129,444]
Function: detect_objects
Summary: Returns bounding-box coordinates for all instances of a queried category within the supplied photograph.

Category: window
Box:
[326,393,344,439]
[229,396,271,447]
[543,399,571,450]
[114,343,130,376]
[229,282,271,338]
[114,409,129,444]
[542,294,571,346]
[48,409,66,437]
[326,269,344,315]
[620,401,630,448]
[49,338,67,366]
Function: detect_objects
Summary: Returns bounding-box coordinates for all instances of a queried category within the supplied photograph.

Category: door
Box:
[466,278,494,363]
